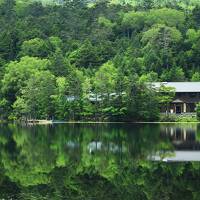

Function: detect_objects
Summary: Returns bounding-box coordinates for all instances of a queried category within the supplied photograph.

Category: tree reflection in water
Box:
[0,123,200,199]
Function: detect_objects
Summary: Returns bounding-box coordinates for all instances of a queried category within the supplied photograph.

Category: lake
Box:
[0,123,200,199]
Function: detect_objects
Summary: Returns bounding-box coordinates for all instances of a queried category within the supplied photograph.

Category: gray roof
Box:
[152,82,200,93]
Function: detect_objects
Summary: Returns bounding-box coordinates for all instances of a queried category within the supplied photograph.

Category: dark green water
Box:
[0,123,200,200]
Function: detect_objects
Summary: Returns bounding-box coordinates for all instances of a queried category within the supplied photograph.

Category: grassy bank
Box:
[2,114,200,124]
[160,114,198,122]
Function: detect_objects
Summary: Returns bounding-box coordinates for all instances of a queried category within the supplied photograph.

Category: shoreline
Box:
[1,120,200,125]
[7,121,200,125]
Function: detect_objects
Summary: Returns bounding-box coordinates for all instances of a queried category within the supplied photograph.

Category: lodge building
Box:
[153,82,200,114]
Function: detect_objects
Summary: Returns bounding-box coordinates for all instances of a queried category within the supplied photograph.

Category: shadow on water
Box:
[0,123,200,199]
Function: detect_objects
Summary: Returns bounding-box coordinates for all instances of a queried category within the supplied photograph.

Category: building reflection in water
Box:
[160,125,199,150]
[65,124,200,162]
[153,124,200,161]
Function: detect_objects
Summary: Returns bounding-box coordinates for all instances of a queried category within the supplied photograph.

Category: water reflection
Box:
[1,124,200,164]
[152,124,200,161]
[0,123,200,199]
[161,124,197,146]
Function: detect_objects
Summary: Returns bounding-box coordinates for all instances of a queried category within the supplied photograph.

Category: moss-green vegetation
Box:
[160,114,198,122]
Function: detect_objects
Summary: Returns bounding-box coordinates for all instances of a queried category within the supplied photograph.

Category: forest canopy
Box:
[0,0,200,121]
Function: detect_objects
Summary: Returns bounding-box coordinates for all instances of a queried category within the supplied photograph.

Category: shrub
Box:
[196,102,200,120]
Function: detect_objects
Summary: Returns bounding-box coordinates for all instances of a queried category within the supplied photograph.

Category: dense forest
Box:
[1,0,200,121]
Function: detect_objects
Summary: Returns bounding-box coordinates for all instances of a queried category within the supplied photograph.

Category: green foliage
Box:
[196,102,200,120]
[158,85,175,114]
[110,0,200,9]
[19,38,49,57]
[69,40,100,68]
[192,72,200,81]
[2,56,49,103]
[13,71,56,119]
[176,115,198,122]
[122,8,185,33]
[142,24,182,72]
[94,61,117,96]
[0,0,200,121]
[146,8,185,27]
[49,48,71,77]
[127,79,160,121]
[160,113,177,122]
[161,113,198,122]
[52,68,84,120]
[98,16,115,29]
[161,67,185,81]
[122,11,147,32]
[142,24,182,44]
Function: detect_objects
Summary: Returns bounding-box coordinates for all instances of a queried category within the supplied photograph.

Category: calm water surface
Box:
[0,123,200,199]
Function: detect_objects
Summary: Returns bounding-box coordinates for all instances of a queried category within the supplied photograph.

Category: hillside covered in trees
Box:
[1,0,200,121]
